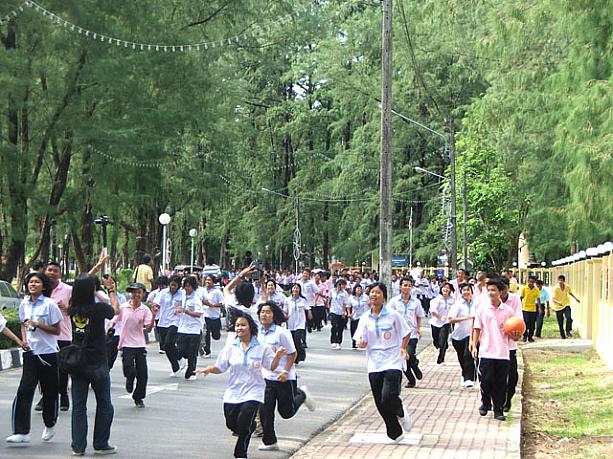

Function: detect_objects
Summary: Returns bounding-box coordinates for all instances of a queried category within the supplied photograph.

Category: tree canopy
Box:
[1,0,611,281]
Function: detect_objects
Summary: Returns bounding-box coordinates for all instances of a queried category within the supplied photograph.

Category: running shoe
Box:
[301,386,317,411]
[42,426,56,441]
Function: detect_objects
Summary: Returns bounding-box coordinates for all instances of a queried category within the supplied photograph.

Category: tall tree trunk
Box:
[27,137,74,268]
[0,22,27,282]
[219,229,228,268]
[322,203,330,268]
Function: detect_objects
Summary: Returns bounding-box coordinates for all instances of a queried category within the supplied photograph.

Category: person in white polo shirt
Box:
[257,301,316,451]
[198,312,286,459]
[200,274,225,357]
[448,282,477,388]
[283,283,312,363]
[151,275,184,376]
[429,282,455,364]
[329,279,349,349]
[7,272,63,444]
[388,277,424,388]
[353,282,413,443]
[176,276,204,380]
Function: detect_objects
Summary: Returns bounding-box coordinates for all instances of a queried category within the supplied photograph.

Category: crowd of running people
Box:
[2,254,575,457]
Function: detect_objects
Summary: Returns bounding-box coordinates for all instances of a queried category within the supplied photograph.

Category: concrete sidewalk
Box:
[290,345,522,459]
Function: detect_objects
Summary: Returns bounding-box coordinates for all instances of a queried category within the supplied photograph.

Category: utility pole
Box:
[379,0,393,290]
[409,207,413,267]
[463,169,468,269]
[447,116,458,276]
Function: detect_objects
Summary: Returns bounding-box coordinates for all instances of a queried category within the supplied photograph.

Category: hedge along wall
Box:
[0,308,21,350]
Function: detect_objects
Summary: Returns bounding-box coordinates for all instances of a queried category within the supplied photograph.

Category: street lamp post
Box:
[158,213,171,274]
[189,228,197,274]
[94,215,114,275]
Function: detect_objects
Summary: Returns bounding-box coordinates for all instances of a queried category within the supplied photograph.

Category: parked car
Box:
[0,280,22,310]
[172,265,203,277]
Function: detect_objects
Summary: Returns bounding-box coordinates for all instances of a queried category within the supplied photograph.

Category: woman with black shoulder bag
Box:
[67,274,119,456]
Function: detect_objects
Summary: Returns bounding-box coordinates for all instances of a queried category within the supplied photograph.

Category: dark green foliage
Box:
[0,0,609,280]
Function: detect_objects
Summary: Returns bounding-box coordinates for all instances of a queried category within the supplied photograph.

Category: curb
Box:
[0,330,158,372]
[0,347,23,371]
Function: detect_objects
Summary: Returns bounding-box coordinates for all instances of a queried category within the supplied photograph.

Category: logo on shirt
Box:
[73,314,89,333]
[383,331,392,340]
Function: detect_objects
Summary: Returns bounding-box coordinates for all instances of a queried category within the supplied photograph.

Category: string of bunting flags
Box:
[1,0,306,52]
[88,145,208,168]
[87,144,336,173]
[0,1,26,25]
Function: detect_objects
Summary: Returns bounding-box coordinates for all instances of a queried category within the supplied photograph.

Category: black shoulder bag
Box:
[59,319,90,375]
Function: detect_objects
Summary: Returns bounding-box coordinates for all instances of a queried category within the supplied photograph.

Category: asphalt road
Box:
[0,324,376,459]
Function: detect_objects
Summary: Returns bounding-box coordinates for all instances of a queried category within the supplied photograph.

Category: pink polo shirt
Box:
[117,302,153,350]
[315,282,330,307]
[503,292,522,351]
[51,281,73,342]
[473,300,514,360]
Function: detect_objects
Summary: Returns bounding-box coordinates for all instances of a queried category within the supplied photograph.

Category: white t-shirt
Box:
[388,294,424,339]
[215,337,275,403]
[255,292,286,311]
[350,294,369,320]
[353,306,410,373]
[330,290,349,315]
[258,324,297,381]
[283,296,310,331]
[298,279,318,305]
[0,312,7,332]
[19,295,63,355]
[154,288,183,328]
[429,295,454,327]
[200,287,224,320]
[148,288,163,318]
[391,280,400,298]
[448,298,475,341]
[178,291,204,335]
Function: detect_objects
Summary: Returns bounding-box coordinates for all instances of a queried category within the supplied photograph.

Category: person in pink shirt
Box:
[473,272,488,299]
[45,261,73,412]
[471,277,522,421]
[313,272,330,332]
[500,277,523,413]
[112,282,153,408]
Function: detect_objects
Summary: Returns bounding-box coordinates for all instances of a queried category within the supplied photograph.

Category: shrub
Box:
[117,268,134,292]
[0,308,22,350]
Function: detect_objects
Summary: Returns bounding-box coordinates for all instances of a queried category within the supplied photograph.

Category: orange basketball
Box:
[503,316,526,336]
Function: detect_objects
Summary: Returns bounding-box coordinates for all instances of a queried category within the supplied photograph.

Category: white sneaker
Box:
[258,443,279,451]
[392,433,405,444]
[331,343,337,350]
[42,426,56,441]
[6,433,30,443]
[188,375,197,381]
[464,380,474,388]
[398,404,413,432]
[300,385,317,412]
[169,371,179,378]
[178,358,186,370]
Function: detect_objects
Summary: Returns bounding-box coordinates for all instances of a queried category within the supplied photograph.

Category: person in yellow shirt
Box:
[133,254,154,296]
[520,276,541,342]
[551,275,580,339]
